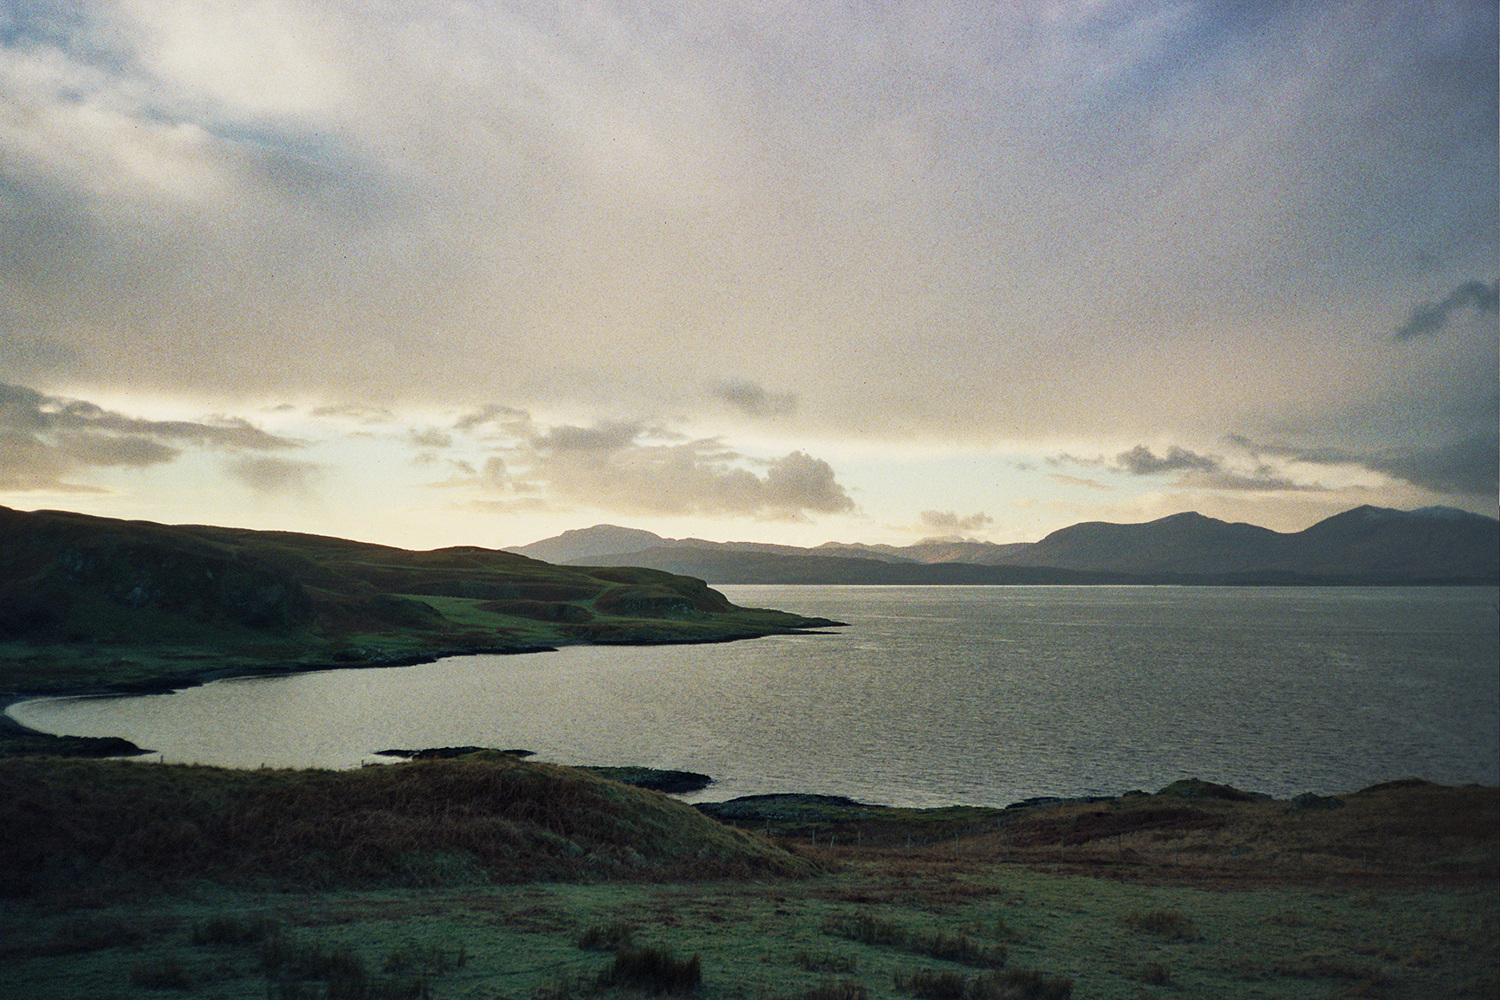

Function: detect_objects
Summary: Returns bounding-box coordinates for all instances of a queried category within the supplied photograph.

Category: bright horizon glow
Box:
[2,2,1495,550]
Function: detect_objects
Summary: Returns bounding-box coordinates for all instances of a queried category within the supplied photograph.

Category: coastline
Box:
[0,620,846,759]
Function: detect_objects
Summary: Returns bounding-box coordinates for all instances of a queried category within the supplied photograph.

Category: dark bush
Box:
[597,946,702,995]
[576,921,636,951]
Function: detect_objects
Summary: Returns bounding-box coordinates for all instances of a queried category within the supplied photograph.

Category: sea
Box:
[8,585,1497,809]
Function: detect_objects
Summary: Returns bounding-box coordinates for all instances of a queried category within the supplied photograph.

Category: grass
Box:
[596,946,702,994]
[0,854,1493,998]
[821,913,1008,968]
[576,921,636,951]
[1120,908,1200,941]
[0,754,816,897]
[0,761,1492,999]
[893,967,1074,1000]
[0,506,843,703]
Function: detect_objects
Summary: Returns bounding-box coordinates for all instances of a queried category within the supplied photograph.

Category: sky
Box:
[1,0,1496,551]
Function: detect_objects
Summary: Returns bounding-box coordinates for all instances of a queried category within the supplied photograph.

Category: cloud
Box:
[452,405,531,436]
[226,456,323,498]
[1360,434,1499,498]
[6,0,1490,444]
[55,434,179,469]
[1232,431,1499,499]
[436,416,853,521]
[712,379,797,417]
[313,404,396,424]
[0,382,298,492]
[1,3,1495,541]
[1114,445,1220,476]
[532,421,643,453]
[1047,473,1110,491]
[1393,280,1500,340]
[920,510,993,533]
[1193,468,1309,492]
[526,439,853,520]
[762,451,855,516]
[408,427,453,449]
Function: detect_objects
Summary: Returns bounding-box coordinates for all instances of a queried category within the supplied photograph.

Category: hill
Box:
[1,758,1492,999]
[565,547,1144,586]
[0,753,815,897]
[0,506,842,705]
[511,505,1499,584]
[1006,505,1499,580]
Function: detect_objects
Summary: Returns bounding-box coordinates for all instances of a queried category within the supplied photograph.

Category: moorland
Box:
[1,506,1495,998]
[0,754,1495,999]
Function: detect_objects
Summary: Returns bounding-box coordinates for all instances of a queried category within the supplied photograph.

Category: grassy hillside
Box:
[0,506,841,703]
[0,758,1492,999]
[0,753,816,898]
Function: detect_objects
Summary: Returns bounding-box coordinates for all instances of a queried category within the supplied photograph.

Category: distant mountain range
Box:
[506,505,1500,585]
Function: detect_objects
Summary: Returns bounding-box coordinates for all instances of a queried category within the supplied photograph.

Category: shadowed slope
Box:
[0,755,816,897]
[0,506,842,704]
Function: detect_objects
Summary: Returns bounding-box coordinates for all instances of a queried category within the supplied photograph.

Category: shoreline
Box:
[0,612,847,759]
[0,642,571,758]
[4,705,1491,816]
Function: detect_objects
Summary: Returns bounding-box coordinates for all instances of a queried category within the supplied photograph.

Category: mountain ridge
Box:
[506,505,1499,585]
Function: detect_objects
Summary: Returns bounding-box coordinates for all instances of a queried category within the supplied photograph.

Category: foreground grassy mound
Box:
[0,779,1492,999]
[701,779,1500,883]
[0,754,815,897]
[0,506,841,704]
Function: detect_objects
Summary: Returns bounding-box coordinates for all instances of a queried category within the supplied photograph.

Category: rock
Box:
[374,747,534,760]
[579,767,715,794]
[1290,792,1345,811]
[1157,778,1268,802]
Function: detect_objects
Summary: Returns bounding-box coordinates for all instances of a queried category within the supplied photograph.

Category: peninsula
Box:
[0,506,841,754]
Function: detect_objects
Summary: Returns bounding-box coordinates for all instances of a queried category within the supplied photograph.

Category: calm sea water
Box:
[9,586,1497,808]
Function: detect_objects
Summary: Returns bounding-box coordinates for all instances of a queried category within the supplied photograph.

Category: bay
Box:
[8,585,1497,808]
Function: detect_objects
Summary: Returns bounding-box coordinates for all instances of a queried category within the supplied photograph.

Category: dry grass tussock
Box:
[836,779,1500,886]
[0,754,815,896]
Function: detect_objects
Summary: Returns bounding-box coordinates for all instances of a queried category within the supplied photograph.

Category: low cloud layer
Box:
[712,380,797,418]
[1237,432,1500,500]
[921,510,993,534]
[1394,280,1500,341]
[227,456,324,499]
[1,382,297,493]
[427,414,855,521]
[1115,445,1220,477]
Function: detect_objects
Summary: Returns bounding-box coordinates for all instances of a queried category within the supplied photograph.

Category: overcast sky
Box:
[1,0,1496,550]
